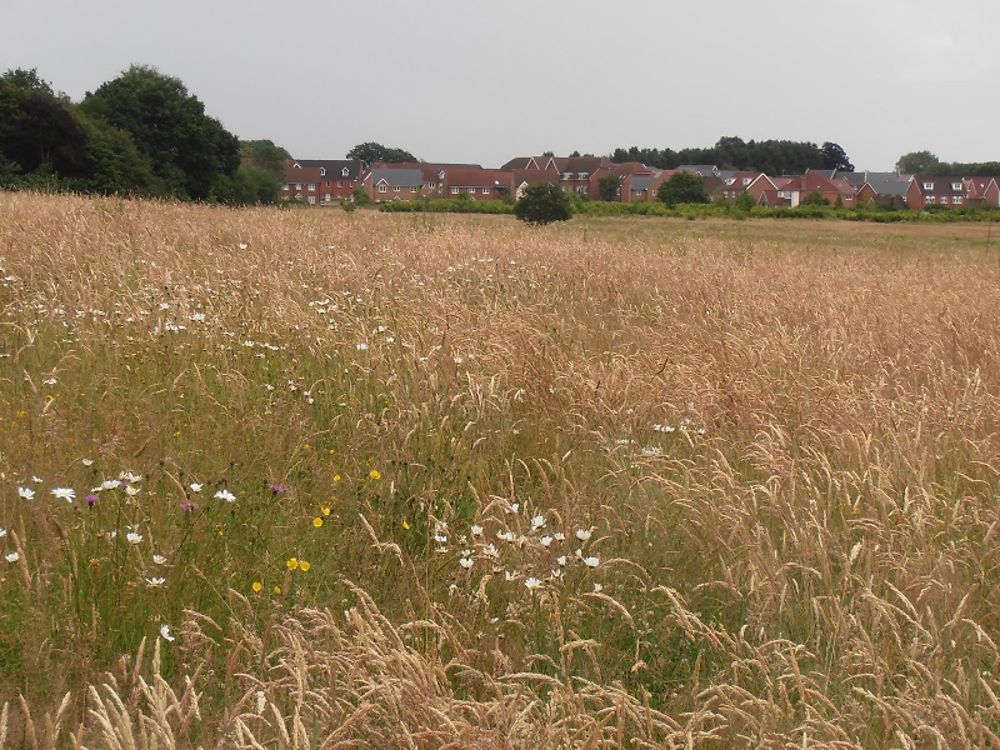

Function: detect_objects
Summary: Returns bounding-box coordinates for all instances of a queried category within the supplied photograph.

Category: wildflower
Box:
[524,577,542,592]
[401,519,410,530]
[356,342,369,351]
[470,524,483,537]
[483,544,499,559]
[270,484,285,495]
[557,555,567,566]
[85,494,98,506]
[333,474,341,482]
[251,581,263,593]
[51,487,76,503]
[505,570,517,581]
[100,479,121,491]
[17,487,34,501]
[540,535,553,548]
[554,532,565,542]
[593,583,604,593]
[145,577,166,587]
[5,551,19,563]
[189,483,203,493]
[575,529,592,542]
[531,515,546,531]
[272,585,281,595]
[126,532,143,545]
[509,502,519,514]
[238,242,249,250]
[368,469,381,480]
[551,568,563,579]
[312,517,323,528]
[82,458,94,467]
[459,556,474,570]
[214,489,236,503]
[124,485,141,497]
[179,501,195,512]
[298,560,311,572]
[159,624,175,642]
[583,556,600,568]
[120,471,142,484]
[322,506,331,516]
[496,530,514,543]
[31,475,42,483]
[286,557,299,570]
[152,554,167,565]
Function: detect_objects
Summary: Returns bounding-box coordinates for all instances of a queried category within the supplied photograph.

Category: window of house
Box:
[562,172,573,180]
[743,177,752,185]
[342,167,350,177]
[725,178,735,185]
[295,183,302,190]
[308,184,316,191]
[295,193,303,200]
[320,168,326,176]
[411,185,419,192]
[324,193,331,202]
[284,183,290,191]
[451,186,460,195]
[926,195,936,204]
[482,186,491,194]
[338,180,343,188]
[308,196,316,205]
[393,185,400,192]
[429,182,436,190]
[954,196,963,204]
[576,186,586,193]
[578,172,588,180]
[923,182,934,190]
[378,184,387,193]
[952,182,962,191]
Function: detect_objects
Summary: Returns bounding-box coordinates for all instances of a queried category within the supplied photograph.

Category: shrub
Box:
[514,183,572,225]
[657,172,708,206]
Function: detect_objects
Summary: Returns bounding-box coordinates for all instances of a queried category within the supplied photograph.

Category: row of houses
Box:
[276,156,1000,210]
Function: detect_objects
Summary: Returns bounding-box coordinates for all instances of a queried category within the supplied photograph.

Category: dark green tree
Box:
[821,142,854,172]
[597,174,621,201]
[514,183,572,225]
[346,142,417,164]
[240,139,291,178]
[895,150,940,175]
[80,65,240,200]
[657,172,708,206]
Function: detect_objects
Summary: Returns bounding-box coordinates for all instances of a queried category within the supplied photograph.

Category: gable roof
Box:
[914,176,968,196]
[370,168,424,188]
[291,159,363,179]
[964,176,998,199]
[676,164,719,177]
[861,175,911,198]
[444,168,509,188]
[282,166,323,184]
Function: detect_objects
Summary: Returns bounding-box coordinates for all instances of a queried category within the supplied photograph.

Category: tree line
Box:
[0,66,286,204]
[609,137,854,175]
[895,150,1000,178]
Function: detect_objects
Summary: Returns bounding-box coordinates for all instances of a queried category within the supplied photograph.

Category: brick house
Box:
[279,166,324,205]
[963,177,1000,207]
[912,176,970,208]
[718,171,764,201]
[362,167,425,201]
[441,168,510,199]
[289,159,364,203]
[855,175,915,208]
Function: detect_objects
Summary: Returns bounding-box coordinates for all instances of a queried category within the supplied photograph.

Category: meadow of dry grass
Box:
[0,192,999,748]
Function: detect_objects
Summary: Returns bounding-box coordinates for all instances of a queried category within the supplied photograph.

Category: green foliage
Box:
[514,183,572,225]
[657,172,708,206]
[351,186,374,207]
[801,191,829,206]
[240,139,291,179]
[734,191,756,212]
[80,65,240,201]
[896,149,1000,178]
[346,141,417,164]
[612,136,826,174]
[821,142,854,172]
[597,175,621,202]
[380,197,513,215]
[896,150,941,174]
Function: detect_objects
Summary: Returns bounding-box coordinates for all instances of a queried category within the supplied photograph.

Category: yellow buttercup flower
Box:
[272,585,281,595]
[251,581,263,593]
[313,517,323,528]
[369,469,381,480]
[401,519,411,530]
[321,506,331,516]
[286,557,299,570]
[333,474,341,482]
[299,560,311,572]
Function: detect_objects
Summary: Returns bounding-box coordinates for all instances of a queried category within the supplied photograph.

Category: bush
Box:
[514,183,572,225]
[657,172,708,206]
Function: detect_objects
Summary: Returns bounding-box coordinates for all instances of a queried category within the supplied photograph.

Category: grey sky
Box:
[1,1,997,171]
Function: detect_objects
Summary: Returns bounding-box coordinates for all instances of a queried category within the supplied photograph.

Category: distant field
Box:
[1,193,999,748]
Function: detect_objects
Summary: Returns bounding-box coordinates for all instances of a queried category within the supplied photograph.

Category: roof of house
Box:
[444,168,509,188]
[861,175,911,198]
[501,157,537,171]
[758,189,791,206]
[550,156,608,174]
[629,175,656,192]
[805,169,838,180]
[965,177,998,199]
[513,170,560,187]
[282,166,324,184]
[370,168,424,188]
[291,159,363,179]
[701,175,725,195]
[914,176,968,195]
[676,164,719,176]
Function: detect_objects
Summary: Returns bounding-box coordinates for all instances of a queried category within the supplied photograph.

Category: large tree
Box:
[597,174,621,201]
[657,172,708,206]
[346,142,417,164]
[821,142,854,172]
[895,150,941,175]
[80,65,240,200]
[240,139,291,178]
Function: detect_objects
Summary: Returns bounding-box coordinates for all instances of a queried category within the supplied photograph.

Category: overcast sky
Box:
[1,1,996,171]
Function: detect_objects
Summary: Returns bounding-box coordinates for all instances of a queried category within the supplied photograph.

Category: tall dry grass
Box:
[0,192,998,747]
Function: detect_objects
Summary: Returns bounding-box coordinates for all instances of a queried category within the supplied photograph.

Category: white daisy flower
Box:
[583,556,600,568]
[470,524,483,537]
[100,479,121,491]
[550,568,563,579]
[214,489,236,503]
[524,577,542,591]
[124,485,141,497]
[188,483,203,493]
[152,554,167,565]
[482,544,499,559]
[120,471,142,484]
[159,624,175,642]
[17,487,34,501]
[554,532,565,542]
[51,487,75,503]
[539,535,553,548]
[0,528,6,539]
[355,342,369,351]
[5,551,19,563]
[31,476,42,484]
[593,583,603,593]
[126,531,143,545]
[459,557,474,570]
[82,458,94,467]
[575,529,592,542]
[531,515,546,531]
[145,577,166,587]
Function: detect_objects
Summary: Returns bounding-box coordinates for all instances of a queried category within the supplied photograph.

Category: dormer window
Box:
[578,172,588,180]
[319,167,326,176]
[342,167,350,177]
[725,178,735,185]
[562,172,573,180]
[743,177,752,185]
[438,170,446,180]
[923,182,934,190]
[951,182,962,191]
